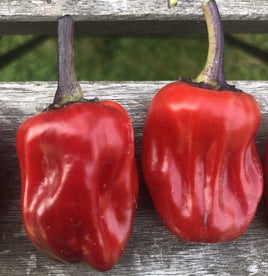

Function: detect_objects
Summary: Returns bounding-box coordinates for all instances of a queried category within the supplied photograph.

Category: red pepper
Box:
[142,0,263,242]
[16,16,138,271]
[264,146,268,213]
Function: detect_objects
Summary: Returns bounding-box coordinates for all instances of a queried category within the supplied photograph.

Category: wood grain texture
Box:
[0,81,268,275]
[0,0,268,34]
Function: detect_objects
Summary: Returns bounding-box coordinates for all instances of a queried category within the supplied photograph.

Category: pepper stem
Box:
[168,0,178,8]
[193,0,230,90]
[53,15,83,106]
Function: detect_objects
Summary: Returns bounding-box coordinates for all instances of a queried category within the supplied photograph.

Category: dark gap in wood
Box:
[0,35,49,69]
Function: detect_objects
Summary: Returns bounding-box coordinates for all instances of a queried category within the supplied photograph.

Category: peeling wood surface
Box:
[0,0,268,34]
[0,81,268,275]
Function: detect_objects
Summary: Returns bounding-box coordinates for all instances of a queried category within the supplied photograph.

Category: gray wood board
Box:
[0,81,268,275]
[0,0,268,34]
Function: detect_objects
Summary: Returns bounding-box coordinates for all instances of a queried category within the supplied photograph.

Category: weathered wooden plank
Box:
[0,81,268,275]
[0,0,268,34]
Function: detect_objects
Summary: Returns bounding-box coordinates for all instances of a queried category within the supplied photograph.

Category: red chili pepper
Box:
[16,15,138,271]
[264,146,268,213]
[142,0,263,242]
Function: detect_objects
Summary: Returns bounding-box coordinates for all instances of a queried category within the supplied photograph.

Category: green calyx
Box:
[54,85,83,107]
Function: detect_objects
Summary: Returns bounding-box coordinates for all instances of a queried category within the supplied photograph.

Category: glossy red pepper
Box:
[264,146,268,214]
[142,0,263,242]
[16,16,138,271]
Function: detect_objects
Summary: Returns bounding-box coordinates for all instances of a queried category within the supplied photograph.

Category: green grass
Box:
[0,34,268,81]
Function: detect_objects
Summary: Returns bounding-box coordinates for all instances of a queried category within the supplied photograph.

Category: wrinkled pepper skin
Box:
[142,81,263,242]
[17,101,139,271]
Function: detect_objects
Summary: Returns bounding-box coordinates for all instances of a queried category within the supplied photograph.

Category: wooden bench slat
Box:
[1,0,268,34]
[0,81,268,275]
